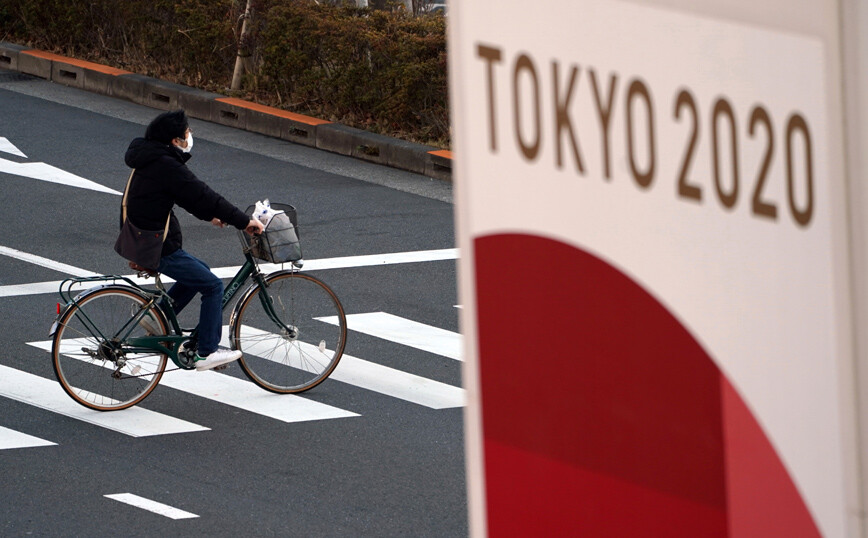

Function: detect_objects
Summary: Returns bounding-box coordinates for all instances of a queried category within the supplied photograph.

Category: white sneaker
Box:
[195,349,242,371]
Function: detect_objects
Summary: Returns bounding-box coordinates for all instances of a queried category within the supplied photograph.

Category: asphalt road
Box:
[0,71,465,536]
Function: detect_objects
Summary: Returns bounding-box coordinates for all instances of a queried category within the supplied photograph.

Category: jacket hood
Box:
[125,137,190,169]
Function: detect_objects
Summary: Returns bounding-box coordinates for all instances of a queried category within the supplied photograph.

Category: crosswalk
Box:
[1,311,464,450]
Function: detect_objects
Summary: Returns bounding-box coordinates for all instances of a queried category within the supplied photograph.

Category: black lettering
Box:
[626,79,656,188]
[513,53,542,161]
[477,44,503,153]
[590,70,618,180]
[785,113,814,226]
[552,62,584,172]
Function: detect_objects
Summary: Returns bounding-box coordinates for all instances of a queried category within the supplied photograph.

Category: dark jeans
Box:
[157,249,223,356]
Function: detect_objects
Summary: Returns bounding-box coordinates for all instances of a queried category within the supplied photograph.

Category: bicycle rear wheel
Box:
[231,272,347,393]
[52,286,168,411]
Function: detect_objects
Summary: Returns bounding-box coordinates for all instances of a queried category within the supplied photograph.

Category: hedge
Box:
[0,0,449,147]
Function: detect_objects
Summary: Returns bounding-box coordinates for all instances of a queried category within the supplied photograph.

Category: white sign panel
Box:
[451,0,844,535]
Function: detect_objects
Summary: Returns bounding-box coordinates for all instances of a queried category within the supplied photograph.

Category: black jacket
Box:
[123,138,249,258]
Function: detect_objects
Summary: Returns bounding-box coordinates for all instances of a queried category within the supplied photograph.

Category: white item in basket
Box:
[266,211,302,262]
[253,199,279,226]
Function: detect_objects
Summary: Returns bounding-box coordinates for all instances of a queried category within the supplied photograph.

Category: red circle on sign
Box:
[473,233,820,537]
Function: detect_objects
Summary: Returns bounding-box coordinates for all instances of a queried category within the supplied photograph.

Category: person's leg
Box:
[165,281,197,315]
[157,251,198,315]
[158,249,224,355]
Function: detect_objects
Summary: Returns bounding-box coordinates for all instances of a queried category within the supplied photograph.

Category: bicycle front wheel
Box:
[232,272,347,393]
[52,286,168,411]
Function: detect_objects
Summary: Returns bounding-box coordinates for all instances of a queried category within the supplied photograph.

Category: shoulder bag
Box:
[113,170,170,271]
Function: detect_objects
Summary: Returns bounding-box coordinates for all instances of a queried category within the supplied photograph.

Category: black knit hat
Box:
[145,110,189,145]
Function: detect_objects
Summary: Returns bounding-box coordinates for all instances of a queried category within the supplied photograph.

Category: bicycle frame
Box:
[53,250,289,370]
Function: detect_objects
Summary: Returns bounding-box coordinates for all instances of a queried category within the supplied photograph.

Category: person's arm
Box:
[168,163,250,230]
[213,216,264,235]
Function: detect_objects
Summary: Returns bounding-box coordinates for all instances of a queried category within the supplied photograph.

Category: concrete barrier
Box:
[12,49,133,95]
[142,78,192,111]
[111,73,152,104]
[214,98,329,148]
[16,50,52,79]
[382,138,439,175]
[426,150,452,182]
[0,42,28,71]
[315,123,442,177]
[179,88,226,123]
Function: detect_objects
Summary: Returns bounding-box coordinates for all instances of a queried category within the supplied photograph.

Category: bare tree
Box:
[231,0,253,91]
[368,0,443,15]
[413,0,435,15]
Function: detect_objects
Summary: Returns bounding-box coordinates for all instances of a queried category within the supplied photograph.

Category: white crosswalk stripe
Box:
[230,325,464,409]
[104,493,199,519]
[318,312,463,361]
[0,248,459,298]
[0,364,208,437]
[329,354,464,408]
[0,425,56,450]
[159,370,359,423]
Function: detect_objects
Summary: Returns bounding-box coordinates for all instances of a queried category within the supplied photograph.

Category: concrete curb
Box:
[0,42,452,181]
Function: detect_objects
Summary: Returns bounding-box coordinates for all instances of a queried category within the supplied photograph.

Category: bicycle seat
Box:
[128,261,158,277]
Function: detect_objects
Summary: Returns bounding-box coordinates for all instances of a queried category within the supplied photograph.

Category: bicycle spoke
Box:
[234,273,346,393]
[52,287,168,411]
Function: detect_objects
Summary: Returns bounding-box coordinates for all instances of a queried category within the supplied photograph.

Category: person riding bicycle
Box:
[123,109,265,371]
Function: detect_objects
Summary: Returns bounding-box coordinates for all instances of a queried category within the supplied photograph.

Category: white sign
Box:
[451,0,843,535]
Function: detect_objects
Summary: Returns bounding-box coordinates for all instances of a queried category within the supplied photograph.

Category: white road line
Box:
[0,157,122,195]
[30,338,358,424]
[0,426,56,450]
[0,245,100,277]
[0,364,209,437]
[210,247,459,277]
[319,312,463,361]
[104,493,199,520]
[156,369,359,424]
[0,137,27,158]
[333,354,465,408]
[0,248,459,298]
[237,325,465,409]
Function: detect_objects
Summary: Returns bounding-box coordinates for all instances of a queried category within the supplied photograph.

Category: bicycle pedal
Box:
[214,364,229,371]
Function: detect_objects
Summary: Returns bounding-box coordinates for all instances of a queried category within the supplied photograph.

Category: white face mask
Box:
[175,133,193,153]
[180,133,193,153]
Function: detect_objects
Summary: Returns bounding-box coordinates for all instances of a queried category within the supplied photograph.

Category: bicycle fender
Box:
[48,318,62,337]
[48,284,158,337]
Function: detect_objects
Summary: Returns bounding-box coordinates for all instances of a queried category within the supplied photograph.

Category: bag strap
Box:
[121,169,171,239]
[120,169,133,222]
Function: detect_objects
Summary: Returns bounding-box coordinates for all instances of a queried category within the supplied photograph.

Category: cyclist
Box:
[122,109,265,371]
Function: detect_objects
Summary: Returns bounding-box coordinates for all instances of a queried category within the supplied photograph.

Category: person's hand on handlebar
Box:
[245,218,265,236]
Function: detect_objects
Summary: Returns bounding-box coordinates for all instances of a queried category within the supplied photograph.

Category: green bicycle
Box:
[49,204,347,411]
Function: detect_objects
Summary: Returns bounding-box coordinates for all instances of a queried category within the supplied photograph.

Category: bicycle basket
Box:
[243,203,303,263]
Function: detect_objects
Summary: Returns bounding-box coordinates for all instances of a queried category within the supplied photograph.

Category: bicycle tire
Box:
[52,286,169,411]
[231,271,347,393]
